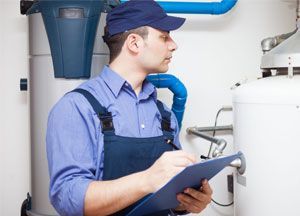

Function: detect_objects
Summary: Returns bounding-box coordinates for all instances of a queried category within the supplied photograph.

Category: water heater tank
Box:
[233,75,300,216]
[27,12,109,215]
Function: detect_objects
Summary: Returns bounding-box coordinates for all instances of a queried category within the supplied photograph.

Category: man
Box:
[46,0,212,215]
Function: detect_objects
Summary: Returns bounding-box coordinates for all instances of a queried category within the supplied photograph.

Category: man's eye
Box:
[162,36,168,41]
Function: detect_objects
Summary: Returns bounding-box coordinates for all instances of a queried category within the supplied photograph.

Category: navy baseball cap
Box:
[105,0,186,37]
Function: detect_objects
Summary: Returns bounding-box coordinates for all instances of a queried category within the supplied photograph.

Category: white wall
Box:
[0,0,295,216]
[0,0,30,216]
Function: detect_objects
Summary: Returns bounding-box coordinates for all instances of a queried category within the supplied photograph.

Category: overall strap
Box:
[156,100,173,133]
[71,88,115,133]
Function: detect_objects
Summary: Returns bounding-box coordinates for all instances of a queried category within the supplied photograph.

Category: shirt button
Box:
[141,124,145,129]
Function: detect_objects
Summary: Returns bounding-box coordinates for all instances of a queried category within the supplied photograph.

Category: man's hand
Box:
[175,179,212,214]
[142,150,197,193]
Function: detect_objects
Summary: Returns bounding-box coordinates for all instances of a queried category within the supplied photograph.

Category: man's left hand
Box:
[175,179,212,214]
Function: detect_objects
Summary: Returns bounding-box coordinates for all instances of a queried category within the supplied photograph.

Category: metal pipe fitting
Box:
[230,152,246,175]
[187,128,247,174]
[261,37,277,53]
[191,125,233,132]
[212,139,227,158]
[230,158,241,168]
[187,127,227,157]
[187,127,222,143]
[261,29,297,53]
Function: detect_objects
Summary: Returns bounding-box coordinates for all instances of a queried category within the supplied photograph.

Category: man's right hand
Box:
[84,151,197,215]
[142,150,197,193]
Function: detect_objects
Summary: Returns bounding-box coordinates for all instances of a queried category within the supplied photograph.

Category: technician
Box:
[46,0,212,215]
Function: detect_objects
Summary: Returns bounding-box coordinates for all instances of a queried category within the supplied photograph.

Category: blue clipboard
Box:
[126,153,241,216]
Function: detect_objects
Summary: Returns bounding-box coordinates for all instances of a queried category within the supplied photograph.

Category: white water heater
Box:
[233,1,300,211]
[233,76,300,215]
[28,13,109,215]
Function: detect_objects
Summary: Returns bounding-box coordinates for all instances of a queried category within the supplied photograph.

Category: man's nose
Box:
[168,38,178,51]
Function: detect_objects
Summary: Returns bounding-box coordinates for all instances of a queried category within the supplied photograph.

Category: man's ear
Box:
[126,34,142,53]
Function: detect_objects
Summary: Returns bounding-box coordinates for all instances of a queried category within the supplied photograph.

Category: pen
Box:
[166,139,180,150]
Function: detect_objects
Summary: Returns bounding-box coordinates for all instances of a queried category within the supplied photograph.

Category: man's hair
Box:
[103,26,148,63]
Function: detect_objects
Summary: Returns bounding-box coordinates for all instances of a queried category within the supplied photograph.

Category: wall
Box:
[0,0,30,216]
[0,0,296,215]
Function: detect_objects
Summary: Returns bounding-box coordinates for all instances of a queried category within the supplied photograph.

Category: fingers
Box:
[201,179,213,195]
[171,157,195,167]
[183,188,209,203]
[173,203,186,212]
[163,150,197,166]
[177,193,206,213]
[145,151,197,193]
[176,180,213,214]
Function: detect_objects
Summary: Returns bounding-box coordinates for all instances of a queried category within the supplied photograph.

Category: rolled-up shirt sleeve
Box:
[46,94,100,216]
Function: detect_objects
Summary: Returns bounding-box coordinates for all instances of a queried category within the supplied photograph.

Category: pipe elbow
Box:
[212,139,227,157]
[261,37,277,52]
[147,74,187,97]
[168,76,188,99]
[213,0,237,15]
[147,74,187,129]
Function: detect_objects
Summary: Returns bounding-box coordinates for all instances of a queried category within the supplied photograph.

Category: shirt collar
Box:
[99,65,126,98]
[142,79,157,101]
[99,65,157,101]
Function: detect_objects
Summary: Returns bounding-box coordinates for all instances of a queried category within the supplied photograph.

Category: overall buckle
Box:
[99,112,114,131]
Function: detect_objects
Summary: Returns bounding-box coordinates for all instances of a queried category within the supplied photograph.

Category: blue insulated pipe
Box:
[147,74,188,130]
[120,0,238,15]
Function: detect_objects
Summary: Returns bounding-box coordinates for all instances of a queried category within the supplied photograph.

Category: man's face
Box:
[138,27,178,74]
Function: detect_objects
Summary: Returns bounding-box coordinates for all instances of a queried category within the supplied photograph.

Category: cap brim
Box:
[148,15,186,32]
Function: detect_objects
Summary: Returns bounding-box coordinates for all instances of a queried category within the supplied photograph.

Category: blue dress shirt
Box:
[46,65,181,216]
